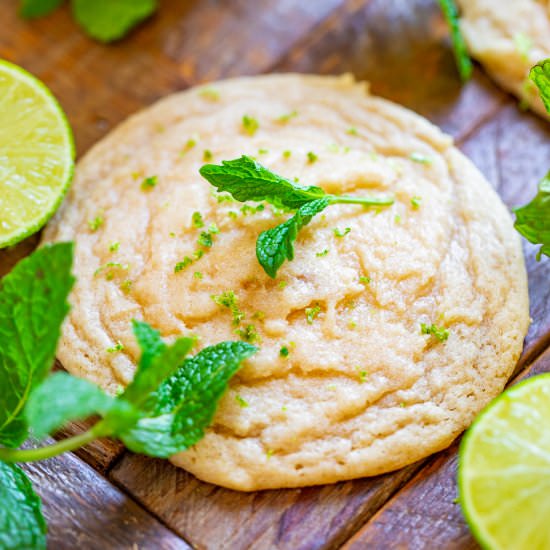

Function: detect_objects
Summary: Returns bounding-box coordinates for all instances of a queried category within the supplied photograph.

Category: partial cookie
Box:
[457,0,550,118]
[43,74,529,491]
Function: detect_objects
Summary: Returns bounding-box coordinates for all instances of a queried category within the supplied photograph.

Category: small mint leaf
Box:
[530,58,550,114]
[0,461,46,550]
[199,155,326,210]
[119,341,256,457]
[514,172,550,260]
[256,198,330,278]
[0,243,75,447]
[71,0,157,42]
[19,0,63,18]
[24,372,116,440]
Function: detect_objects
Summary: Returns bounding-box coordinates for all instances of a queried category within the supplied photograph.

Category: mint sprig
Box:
[120,341,256,457]
[513,61,550,259]
[0,244,256,547]
[19,0,157,42]
[200,156,394,277]
[514,172,550,260]
[437,0,473,82]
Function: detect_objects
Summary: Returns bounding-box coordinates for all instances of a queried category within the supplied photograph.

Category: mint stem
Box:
[0,423,108,463]
[329,195,394,207]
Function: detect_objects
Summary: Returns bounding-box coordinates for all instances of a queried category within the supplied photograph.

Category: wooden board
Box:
[344,346,550,550]
[21,440,190,549]
[1,0,549,548]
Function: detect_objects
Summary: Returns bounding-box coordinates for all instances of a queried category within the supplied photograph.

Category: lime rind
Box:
[458,373,550,550]
[0,59,75,248]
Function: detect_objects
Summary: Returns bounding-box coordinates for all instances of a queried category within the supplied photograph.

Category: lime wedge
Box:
[459,374,550,550]
[0,59,74,248]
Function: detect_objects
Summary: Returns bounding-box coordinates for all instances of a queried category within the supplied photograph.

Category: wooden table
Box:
[2,1,549,548]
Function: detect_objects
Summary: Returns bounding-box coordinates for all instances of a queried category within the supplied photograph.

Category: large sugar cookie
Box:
[43,74,529,490]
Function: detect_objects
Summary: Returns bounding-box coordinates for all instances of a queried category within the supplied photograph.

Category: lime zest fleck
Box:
[307,151,318,164]
[199,87,220,101]
[235,394,249,408]
[305,304,321,324]
[275,110,298,124]
[420,322,450,342]
[334,227,351,238]
[88,215,104,232]
[191,211,205,228]
[212,291,245,326]
[235,324,260,344]
[140,176,158,190]
[410,152,432,165]
[107,341,124,353]
[411,196,422,209]
[174,257,193,273]
[242,114,259,136]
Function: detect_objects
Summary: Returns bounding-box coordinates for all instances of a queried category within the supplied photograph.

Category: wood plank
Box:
[110,456,425,550]
[343,346,550,550]
[3,0,343,155]
[21,441,190,549]
[273,0,507,141]
[459,104,550,365]
[54,418,125,475]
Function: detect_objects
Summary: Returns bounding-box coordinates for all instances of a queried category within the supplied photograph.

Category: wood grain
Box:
[344,347,550,550]
[54,418,125,475]
[274,0,507,141]
[21,440,190,549]
[3,0,343,155]
[110,455,425,550]
[459,104,550,365]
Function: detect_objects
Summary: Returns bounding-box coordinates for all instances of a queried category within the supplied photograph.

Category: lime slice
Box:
[0,59,74,248]
[459,374,550,550]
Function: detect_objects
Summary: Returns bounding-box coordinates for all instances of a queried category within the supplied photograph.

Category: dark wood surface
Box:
[22,440,190,550]
[1,0,549,548]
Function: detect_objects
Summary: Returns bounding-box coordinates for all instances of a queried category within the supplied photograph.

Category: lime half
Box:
[459,374,550,550]
[0,59,74,248]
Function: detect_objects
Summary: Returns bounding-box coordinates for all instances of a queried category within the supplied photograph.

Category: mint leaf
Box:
[120,325,194,408]
[438,0,473,81]
[24,372,116,440]
[199,155,327,210]
[514,172,550,260]
[0,461,46,550]
[131,320,166,374]
[200,157,393,277]
[257,198,330,278]
[71,0,157,42]
[19,0,63,18]
[120,341,256,457]
[0,243,75,447]
[530,59,550,113]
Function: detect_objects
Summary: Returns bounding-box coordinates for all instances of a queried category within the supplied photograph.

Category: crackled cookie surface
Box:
[43,74,529,490]
[457,0,550,117]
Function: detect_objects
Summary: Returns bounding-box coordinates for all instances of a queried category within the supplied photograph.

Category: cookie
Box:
[457,0,550,117]
[43,74,529,490]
